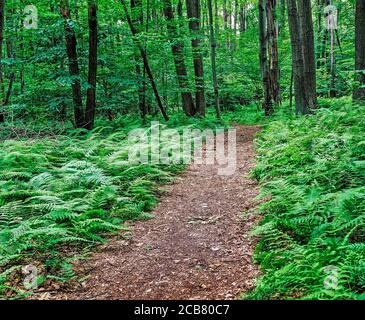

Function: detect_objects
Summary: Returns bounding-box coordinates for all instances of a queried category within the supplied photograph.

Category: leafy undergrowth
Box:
[248,98,365,300]
[0,115,224,299]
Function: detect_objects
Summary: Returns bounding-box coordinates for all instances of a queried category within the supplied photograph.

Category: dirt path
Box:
[51,125,261,300]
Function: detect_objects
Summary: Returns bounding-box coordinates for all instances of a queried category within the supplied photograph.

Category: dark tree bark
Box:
[286,0,309,114]
[163,0,196,116]
[298,0,317,108]
[84,0,98,130]
[207,0,220,118]
[267,0,280,104]
[186,0,206,116]
[239,4,246,33]
[60,0,85,128]
[353,0,365,102]
[131,0,147,122]
[259,0,274,115]
[0,0,5,122]
[120,0,169,121]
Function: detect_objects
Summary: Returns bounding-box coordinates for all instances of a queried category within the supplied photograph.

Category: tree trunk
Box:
[163,0,196,116]
[186,0,206,116]
[223,0,229,47]
[234,0,239,33]
[0,0,5,122]
[131,0,147,122]
[267,0,280,104]
[316,0,322,68]
[214,0,219,39]
[60,0,85,128]
[286,0,309,114]
[84,0,98,130]
[120,0,169,121]
[207,0,220,118]
[353,0,365,102]
[20,41,25,94]
[4,38,15,107]
[298,0,317,108]
[239,4,246,33]
[259,0,274,116]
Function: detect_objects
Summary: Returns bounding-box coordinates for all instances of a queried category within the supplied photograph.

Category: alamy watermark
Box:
[323,265,339,290]
[22,264,38,290]
[324,4,338,30]
[127,122,237,176]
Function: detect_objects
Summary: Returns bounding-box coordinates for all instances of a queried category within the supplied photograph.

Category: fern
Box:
[248,100,365,300]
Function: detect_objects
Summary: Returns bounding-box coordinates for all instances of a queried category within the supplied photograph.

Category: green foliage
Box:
[247,99,365,300]
[0,119,195,297]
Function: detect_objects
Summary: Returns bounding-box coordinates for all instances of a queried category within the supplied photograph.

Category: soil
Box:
[46,125,262,300]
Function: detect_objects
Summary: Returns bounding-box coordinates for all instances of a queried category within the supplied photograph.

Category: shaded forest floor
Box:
[46,125,261,300]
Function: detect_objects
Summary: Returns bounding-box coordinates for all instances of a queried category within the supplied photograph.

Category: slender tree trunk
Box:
[223,0,229,47]
[177,0,184,30]
[234,0,239,33]
[207,0,220,118]
[353,0,365,102]
[329,19,336,97]
[4,38,15,107]
[20,41,25,94]
[60,0,85,128]
[1,5,16,121]
[214,0,219,39]
[131,0,147,122]
[289,67,294,113]
[320,0,330,70]
[84,0,98,130]
[239,4,246,33]
[0,0,5,122]
[163,0,196,116]
[267,0,280,104]
[316,0,323,68]
[186,0,206,116]
[298,0,317,108]
[286,0,309,114]
[259,0,273,115]
[120,0,169,121]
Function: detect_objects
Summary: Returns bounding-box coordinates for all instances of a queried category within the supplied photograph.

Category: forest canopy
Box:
[0,0,364,301]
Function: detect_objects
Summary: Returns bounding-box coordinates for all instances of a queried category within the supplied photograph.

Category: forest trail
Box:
[50,125,261,300]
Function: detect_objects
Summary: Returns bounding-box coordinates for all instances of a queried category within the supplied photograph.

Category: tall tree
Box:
[186,0,206,116]
[286,0,309,114]
[353,0,365,102]
[131,0,147,122]
[60,0,85,128]
[84,0,98,130]
[120,0,169,121]
[163,0,196,116]
[0,0,5,123]
[239,4,247,33]
[298,0,317,108]
[259,0,280,115]
[207,0,220,118]
[259,0,274,115]
[267,0,280,104]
